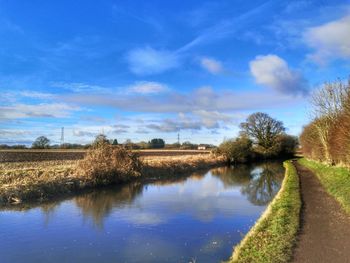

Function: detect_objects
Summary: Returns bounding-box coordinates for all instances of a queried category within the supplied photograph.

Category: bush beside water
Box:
[77,142,142,185]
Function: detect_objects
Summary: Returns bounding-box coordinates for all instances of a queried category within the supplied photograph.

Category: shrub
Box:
[218,136,253,163]
[300,78,350,165]
[149,138,165,149]
[249,134,297,159]
[300,121,325,161]
[77,142,141,185]
[274,134,298,157]
[328,111,350,165]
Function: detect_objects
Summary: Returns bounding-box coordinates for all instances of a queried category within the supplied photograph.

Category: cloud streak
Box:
[178,0,274,52]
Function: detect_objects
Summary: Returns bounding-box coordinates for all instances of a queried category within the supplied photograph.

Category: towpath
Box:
[292,161,350,262]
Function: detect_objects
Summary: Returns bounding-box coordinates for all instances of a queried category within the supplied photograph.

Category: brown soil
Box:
[292,161,350,263]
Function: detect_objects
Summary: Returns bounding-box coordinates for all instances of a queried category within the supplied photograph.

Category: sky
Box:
[0,0,350,146]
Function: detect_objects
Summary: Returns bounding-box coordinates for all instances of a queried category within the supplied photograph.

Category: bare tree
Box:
[92,134,109,147]
[311,80,349,163]
[32,136,50,149]
[240,112,285,151]
[311,80,348,119]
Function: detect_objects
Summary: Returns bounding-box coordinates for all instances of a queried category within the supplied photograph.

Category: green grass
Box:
[228,160,301,263]
[298,158,350,214]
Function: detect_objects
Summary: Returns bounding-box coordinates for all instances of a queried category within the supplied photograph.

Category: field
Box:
[0,149,210,162]
[0,152,224,206]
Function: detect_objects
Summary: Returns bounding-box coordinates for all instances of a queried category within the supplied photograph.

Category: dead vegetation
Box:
[0,146,223,206]
[142,154,226,178]
[300,78,350,166]
[76,143,142,184]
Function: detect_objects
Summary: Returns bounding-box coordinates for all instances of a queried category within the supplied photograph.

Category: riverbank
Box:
[298,158,350,214]
[228,160,301,263]
[0,154,225,206]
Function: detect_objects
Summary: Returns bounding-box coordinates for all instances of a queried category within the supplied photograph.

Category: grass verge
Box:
[228,160,301,263]
[298,158,350,214]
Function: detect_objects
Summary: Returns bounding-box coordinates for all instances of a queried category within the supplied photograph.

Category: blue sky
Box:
[0,0,350,145]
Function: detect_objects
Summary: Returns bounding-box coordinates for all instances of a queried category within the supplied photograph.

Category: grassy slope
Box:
[228,160,301,263]
[298,158,350,214]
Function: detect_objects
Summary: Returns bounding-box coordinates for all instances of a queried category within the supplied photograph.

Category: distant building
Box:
[197,145,206,150]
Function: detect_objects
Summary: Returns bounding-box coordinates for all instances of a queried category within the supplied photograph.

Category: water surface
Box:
[0,162,284,263]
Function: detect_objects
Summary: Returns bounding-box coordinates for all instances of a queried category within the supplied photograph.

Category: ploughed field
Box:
[0,149,210,163]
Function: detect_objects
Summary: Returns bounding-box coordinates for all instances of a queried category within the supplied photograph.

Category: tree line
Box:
[300,78,350,166]
[0,134,214,150]
[217,112,298,163]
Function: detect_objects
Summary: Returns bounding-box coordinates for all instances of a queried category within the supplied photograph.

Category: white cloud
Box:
[128,81,168,94]
[200,57,223,74]
[126,47,180,75]
[303,15,350,64]
[250,54,308,95]
[0,103,80,119]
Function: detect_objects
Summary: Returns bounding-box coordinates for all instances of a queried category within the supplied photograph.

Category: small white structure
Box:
[198,145,206,150]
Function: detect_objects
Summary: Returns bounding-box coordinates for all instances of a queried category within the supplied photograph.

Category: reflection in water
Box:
[74,182,143,228]
[69,162,283,228]
[0,161,284,263]
[41,202,61,226]
[211,162,284,205]
[241,162,284,205]
[211,165,253,186]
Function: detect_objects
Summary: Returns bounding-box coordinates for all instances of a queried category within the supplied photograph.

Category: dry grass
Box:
[0,160,76,170]
[0,161,78,204]
[76,143,142,184]
[141,154,225,178]
[0,149,224,206]
[0,148,210,162]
